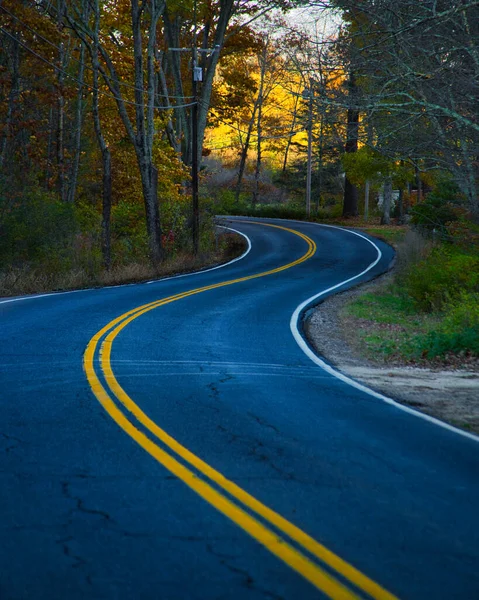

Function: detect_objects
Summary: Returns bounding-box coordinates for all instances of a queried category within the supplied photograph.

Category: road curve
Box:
[1,217,478,600]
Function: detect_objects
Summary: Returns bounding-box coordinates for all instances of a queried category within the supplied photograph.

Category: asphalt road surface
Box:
[1,217,478,600]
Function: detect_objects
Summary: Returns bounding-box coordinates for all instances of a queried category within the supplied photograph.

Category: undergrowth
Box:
[343,226,479,364]
[0,231,245,297]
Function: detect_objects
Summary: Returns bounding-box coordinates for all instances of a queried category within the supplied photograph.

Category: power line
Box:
[0,26,197,111]
[0,5,194,101]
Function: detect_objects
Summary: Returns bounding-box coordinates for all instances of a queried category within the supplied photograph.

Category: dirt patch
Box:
[304,278,479,436]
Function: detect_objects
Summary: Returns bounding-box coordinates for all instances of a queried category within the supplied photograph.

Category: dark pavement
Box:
[1,218,478,600]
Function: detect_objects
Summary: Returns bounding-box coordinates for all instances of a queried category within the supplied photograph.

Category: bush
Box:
[402,247,479,312]
[0,187,78,266]
[410,200,457,233]
[410,176,464,233]
[413,293,479,357]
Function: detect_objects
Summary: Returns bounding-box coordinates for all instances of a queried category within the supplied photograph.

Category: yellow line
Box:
[84,222,398,600]
[85,341,357,599]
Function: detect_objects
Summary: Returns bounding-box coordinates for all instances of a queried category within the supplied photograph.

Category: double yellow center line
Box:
[83,222,398,600]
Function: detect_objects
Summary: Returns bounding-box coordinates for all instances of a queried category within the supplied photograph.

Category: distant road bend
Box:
[1,217,478,600]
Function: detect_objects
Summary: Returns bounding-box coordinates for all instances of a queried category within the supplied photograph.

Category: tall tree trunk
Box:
[235,102,258,203]
[316,112,324,213]
[163,1,235,166]
[67,42,85,204]
[92,1,112,269]
[196,0,235,169]
[415,163,422,203]
[342,73,359,217]
[252,102,262,207]
[131,0,164,264]
[45,107,54,189]
[67,0,165,263]
[157,51,180,153]
[0,31,20,172]
[162,9,189,161]
[381,177,392,225]
[252,41,267,207]
[398,187,404,224]
[282,94,300,174]
[56,0,67,201]
[138,160,161,263]
[101,147,112,269]
[364,180,370,221]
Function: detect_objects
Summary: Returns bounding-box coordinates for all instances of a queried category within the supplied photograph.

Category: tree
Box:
[65,0,166,263]
[330,0,479,217]
[342,71,359,217]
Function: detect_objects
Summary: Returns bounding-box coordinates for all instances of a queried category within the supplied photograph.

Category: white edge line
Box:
[0,225,251,305]
[290,222,479,443]
[145,225,251,284]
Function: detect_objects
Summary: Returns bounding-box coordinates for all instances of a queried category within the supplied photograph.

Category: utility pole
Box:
[191,0,200,255]
[303,80,314,218]
[170,0,218,256]
[191,56,200,254]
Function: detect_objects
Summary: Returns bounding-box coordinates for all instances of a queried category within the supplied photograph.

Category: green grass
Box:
[343,288,442,362]
[345,287,416,323]
[362,227,408,245]
[342,238,479,364]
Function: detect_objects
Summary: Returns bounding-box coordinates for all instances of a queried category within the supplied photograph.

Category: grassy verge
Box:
[0,231,246,297]
[341,228,479,369]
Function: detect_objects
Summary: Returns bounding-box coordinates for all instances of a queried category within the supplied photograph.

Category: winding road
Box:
[1,217,478,600]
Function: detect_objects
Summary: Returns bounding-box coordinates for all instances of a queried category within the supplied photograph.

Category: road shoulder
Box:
[305,278,479,437]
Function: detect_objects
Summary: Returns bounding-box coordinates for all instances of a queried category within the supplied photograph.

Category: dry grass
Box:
[393,229,435,276]
[0,232,246,298]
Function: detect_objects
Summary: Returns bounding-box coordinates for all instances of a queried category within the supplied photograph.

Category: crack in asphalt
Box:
[57,535,92,576]
[1,432,24,454]
[247,441,295,481]
[206,543,284,599]
[61,481,114,524]
[207,373,235,403]
[247,413,280,434]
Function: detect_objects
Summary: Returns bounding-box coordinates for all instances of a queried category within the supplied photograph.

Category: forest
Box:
[0,1,478,362]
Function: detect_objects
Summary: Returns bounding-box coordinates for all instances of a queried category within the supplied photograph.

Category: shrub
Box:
[0,187,78,266]
[410,176,464,233]
[413,293,479,357]
[403,247,479,312]
[447,216,479,251]
[410,201,458,233]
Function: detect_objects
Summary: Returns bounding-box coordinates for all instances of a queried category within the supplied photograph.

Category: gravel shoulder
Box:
[305,278,479,437]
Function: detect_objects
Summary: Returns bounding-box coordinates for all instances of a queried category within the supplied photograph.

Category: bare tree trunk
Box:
[56,0,67,201]
[235,102,258,203]
[398,187,405,224]
[252,41,268,207]
[67,42,85,204]
[252,101,262,207]
[364,180,370,221]
[157,51,180,153]
[162,9,189,161]
[381,177,392,225]
[282,94,300,174]
[196,0,235,168]
[163,1,235,166]
[343,72,359,217]
[92,1,112,269]
[131,0,164,264]
[316,112,324,213]
[415,163,422,203]
[0,31,20,171]
[45,107,54,189]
